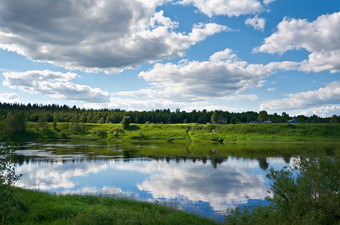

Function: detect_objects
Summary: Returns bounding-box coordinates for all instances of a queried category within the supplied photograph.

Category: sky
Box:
[0,0,339,117]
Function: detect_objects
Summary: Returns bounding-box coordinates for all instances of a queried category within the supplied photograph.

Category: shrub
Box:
[109,128,125,137]
[121,116,131,130]
[91,128,107,138]
[0,145,22,223]
[69,123,85,134]
[225,154,340,225]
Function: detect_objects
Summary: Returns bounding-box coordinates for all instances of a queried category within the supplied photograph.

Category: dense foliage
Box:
[1,102,338,125]
[225,154,340,225]
[0,145,22,224]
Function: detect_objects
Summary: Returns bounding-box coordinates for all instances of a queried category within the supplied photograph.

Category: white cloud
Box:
[260,81,340,111]
[0,0,227,73]
[298,105,340,117]
[178,0,264,17]
[3,70,110,103]
[0,92,19,103]
[220,94,258,101]
[245,15,266,31]
[263,0,275,5]
[135,48,271,102]
[255,12,340,73]
[266,88,275,92]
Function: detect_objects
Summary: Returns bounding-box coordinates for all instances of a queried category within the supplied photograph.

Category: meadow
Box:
[8,122,340,144]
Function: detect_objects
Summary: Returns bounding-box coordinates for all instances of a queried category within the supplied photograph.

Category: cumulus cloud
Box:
[245,15,266,31]
[3,70,110,103]
[0,92,20,103]
[134,48,271,102]
[0,0,227,73]
[255,12,340,73]
[263,0,275,5]
[260,81,340,111]
[298,105,340,117]
[220,94,258,101]
[177,0,264,17]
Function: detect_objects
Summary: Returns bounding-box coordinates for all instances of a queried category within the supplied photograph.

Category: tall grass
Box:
[8,188,218,225]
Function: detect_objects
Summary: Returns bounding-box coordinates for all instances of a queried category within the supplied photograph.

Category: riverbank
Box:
[6,187,218,225]
[6,122,340,143]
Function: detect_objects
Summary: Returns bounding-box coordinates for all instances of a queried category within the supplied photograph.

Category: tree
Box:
[329,114,339,123]
[211,111,218,124]
[258,110,268,123]
[225,154,340,225]
[121,116,131,130]
[230,117,238,124]
[5,112,26,134]
[0,145,21,223]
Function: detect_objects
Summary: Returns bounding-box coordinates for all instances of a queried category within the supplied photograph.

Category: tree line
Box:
[0,102,339,126]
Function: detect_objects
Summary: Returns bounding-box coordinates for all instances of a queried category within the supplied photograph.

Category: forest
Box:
[1,102,339,125]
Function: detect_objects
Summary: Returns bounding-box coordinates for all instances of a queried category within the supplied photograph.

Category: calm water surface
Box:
[11,141,336,221]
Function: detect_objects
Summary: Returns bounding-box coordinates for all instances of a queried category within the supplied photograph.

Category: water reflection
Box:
[10,141,339,221]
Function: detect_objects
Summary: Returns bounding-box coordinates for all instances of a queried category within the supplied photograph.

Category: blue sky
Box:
[0,0,339,116]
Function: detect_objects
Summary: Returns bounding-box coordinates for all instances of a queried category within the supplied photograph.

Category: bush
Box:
[0,145,22,223]
[121,116,131,130]
[91,128,107,138]
[109,128,124,137]
[6,112,26,134]
[69,123,85,134]
[225,154,340,225]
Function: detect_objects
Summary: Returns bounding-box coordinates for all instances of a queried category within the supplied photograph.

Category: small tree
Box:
[329,114,339,123]
[121,116,131,130]
[211,111,218,124]
[0,145,22,223]
[6,112,26,134]
[258,110,268,123]
[230,117,238,124]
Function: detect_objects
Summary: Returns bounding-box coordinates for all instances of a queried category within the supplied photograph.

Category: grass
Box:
[7,188,219,225]
[7,122,340,144]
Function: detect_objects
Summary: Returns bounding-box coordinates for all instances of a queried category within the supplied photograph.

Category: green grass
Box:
[7,122,340,144]
[7,188,218,225]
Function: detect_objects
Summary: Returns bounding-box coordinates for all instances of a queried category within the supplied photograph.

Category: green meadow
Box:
[8,122,340,143]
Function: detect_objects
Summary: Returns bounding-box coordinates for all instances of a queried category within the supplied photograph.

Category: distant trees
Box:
[330,115,339,123]
[258,110,268,122]
[0,102,337,126]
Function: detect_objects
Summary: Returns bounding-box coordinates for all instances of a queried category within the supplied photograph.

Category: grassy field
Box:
[7,122,340,143]
[6,188,218,225]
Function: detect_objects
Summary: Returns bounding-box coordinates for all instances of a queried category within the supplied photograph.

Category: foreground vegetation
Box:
[3,121,340,143]
[5,188,218,225]
[226,154,340,225]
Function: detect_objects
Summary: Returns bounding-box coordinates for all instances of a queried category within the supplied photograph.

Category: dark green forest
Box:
[1,102,339,125]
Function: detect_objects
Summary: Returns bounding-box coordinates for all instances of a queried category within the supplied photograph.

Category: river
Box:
[10,140,339,222]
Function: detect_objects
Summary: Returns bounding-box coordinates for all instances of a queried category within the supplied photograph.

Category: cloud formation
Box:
[178,0,264,17]
[3,70,110,103]
[245,15,266,31]
[260,81,340,111]
[0,92,19,103]
[135,49,271,101]
[255,12,340,73]
[0,0,226,73]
